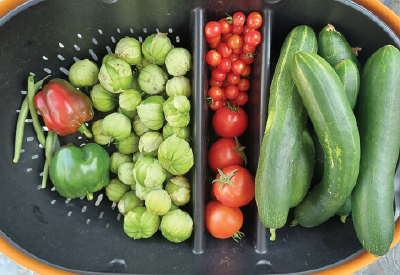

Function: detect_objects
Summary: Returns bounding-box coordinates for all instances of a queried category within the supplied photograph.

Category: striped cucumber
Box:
[291,52,360,228]
[352,45,400,256]
[255,26,317,240]
[334,59,360,110]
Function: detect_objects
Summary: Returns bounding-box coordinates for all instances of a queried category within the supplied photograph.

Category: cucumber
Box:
[255,25,317,239]
[334,59,360,110]
[311,128,324,184]
[290,130,315,208]
[352,45,400,256]
[336,196,352,223]
[291,52,360,228]
[318,23,361,70]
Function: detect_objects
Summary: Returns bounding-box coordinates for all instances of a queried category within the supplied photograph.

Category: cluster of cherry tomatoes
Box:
[205,12,261,241]
[205,11,262,110]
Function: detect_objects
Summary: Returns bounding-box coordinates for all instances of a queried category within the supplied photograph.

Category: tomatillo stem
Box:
[13,98,29,163]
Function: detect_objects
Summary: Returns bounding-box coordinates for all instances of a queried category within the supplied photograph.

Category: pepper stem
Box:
[270,229,276,241]
[78,123,93,139]
[87,193,94,201]
[340,215,347,223]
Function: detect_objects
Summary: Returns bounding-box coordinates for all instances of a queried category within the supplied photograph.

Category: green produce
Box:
[132,114,151,136]
[336,196,352,223]
[119,89,142,111]
[132,151,142,163]
[124,207,160,239]
[69,59,99,88]
[92,119,114,145]
[158,136,194,175]
[136,57,150,73]
[136,96,165,130]
[334,59,360,110]
[291,52,360,227]
[115,37,142,65]
[160,209,193,243]
[134,156,166,189]
[102,53,118,65]
[118,162,136,185]
[162,123,190,142]
[118,191,142,216]
[105,178,130,202]
[165,176,191,206]
[163,95,191,127]
[138,131,164,156]
[118,107,137,120]
[90,84,118,112]
[352,45,400,256]
[168,203,179,212]
[166,76,191,97]
[129,72,143,92]
[165,48,192,76]
[290,130,315,208]
[135,181,162,200]
[98,58,133,93]
[49,143,110,200]
[142,33,173,65]
[110,152,132,174]
[138,64,168,95]
[255,25,317,240]
[115,132,140,154]
[145,189,171,216]
[102,112,132,141]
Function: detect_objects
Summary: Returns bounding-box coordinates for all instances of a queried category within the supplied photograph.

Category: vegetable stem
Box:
[78,123,93,139]
[270,229,276,241]
[42,131,57,189]
[13,98,29,163]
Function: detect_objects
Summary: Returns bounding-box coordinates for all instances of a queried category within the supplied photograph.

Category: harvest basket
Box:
[1,0,400,274]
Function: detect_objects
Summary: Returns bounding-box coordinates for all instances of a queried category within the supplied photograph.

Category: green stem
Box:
[270,229,276,241]
[340,215,347,224]
[290,220,299,227]
[42,131,57,189]
[41,158,50,189]
[87,193,94,201]
[13,98,29,163]
[78,123,93,139]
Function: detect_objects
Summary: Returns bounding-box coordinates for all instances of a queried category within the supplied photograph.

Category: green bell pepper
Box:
[49,143,110,200]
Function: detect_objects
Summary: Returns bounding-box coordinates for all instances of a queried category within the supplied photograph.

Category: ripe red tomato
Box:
[209,78,222,88]
[220,88,227,101]
[218,18,232,34]
[231,25,243,35]
[235,91,249,106]
[243,25,255,35]
[225,85,239,99]
[206,50,221,66]
[208,137,246,173]
[205,21,222,39]
[212,106,248,138]
[217,58,231,73]
[247,12,263,29]
[244,30,261,47]
[228,53,239,63]
[211,68,226,82]
[240,52,254,65]
[222,32,233,42]
[232,12,246,27]
[205,201,243,240]
[208,40,221,49]
[209,99,223,111]
[213,165,255,207]
[232,47,243,55]
[217,43,232,58]
[238,78,250,92]
[206,35,221,44]
[227,34,243,49]
[243,43,256,53]
[208,86,223,100]
[226,72,240,85]
[241,64,251,77]
[231,60,246,75]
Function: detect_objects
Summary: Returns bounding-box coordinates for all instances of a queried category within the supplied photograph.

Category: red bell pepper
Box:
[34,78,94,136]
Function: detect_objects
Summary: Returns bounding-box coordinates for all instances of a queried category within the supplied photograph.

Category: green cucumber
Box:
[255,25,317,240]
[290,130,315,208]
[311,128,324,184]
[336,196,352,223]
[352,45,400,256]
[318,24,361,70]
[291,52,360,228]
[334,59,360,110]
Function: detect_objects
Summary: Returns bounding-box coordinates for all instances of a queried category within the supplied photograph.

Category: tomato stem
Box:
[225,13,233,24]
[232,231,244,242]
[212,168,238,190]
[233,137,247,166]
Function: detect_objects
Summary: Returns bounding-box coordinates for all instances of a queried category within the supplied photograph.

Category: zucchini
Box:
[334,59,360,110]
[318,23,361,70]
[291,52,360,228]
[290,129,315,208]
[336,196,352,223]
[352,45,400,256]
[255,25,317,240]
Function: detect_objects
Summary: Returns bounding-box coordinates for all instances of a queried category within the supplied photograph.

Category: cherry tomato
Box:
[222,100,228,107]
[243,25,255,35]
[209,99,223,111]
[218,18,232,34]
[211,68,226,82]
[231,60,246,75]
[225,85,239,99]
[208,39,222,49]
[240,52,254,65]
[231,25,243,35]
[227,72,240,85]
[220,88,228,101]
[241,64,251,77]
[227,34,243,49]
[238,78,250,92]
[205,21,222,39]
[213,165,255,207]
[222,32,233,42]
[208,86,223,100]
[217,58,231,73]
[208,138,246,173]
[209,78,222,88]
[232,47,243,55]
[244,30,261,47]
[206,35,221,44]
[247,12,263,29]
[212,106,248,138]
[217,43,232,58]
[243,43,256,53]
[206,201,243,240]
[228,54,239,63]
[206,50,221,66]
[235,91,249,106]
[232,12,246,27]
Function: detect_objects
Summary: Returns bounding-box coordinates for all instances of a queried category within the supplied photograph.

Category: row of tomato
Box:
[204,12,262,240]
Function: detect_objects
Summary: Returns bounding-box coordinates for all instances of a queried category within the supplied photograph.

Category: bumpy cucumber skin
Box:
[290,130,315,208]
[255,26,318,230]
[334,59,360,110]
[291,52,360,228]
[352,45,400,256]
[318,24,361,70]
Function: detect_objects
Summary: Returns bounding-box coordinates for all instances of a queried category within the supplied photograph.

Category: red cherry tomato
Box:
[227,72,240,85]
[243,25,255,35]
[222,32,233,42]
[209,78,223,88]
[247,12,263,29]
[206,50,221,66]
[211,68,226,82]
[238,78,250,92]
[243,43,256,53]
[220,88,227,101]
[206,35,221,44]
[232,47,243,55]
[218,18,232,34]
[231,60,246,75]
[232,12,246,27]
[208,138,246,173]
[225,85,239,99]
[231,25,243,35]
[244,30,261,47]
[217,43,233,58]
[209,99,223,111]
[235,91,249,106]
[208,86,223,100]
[227,34,244,49]
[222,100,228,107]
[241,64,251,77]
[228,54,239,63]
[205,21,222,39]
[222,79,229,88]
[217,58,231,73]
[240,52,254,65]
[212,106,248,138]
